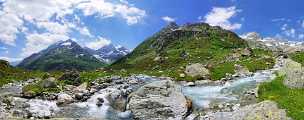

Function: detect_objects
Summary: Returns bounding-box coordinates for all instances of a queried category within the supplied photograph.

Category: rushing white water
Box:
[26,99,59,118]
[53,75,159,119]
[182,70,276,109]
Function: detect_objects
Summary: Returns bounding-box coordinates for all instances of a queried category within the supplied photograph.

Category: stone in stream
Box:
[185,63,210,79]
[96,97,104,107]
[57,93,73,105]
[127,80,189,120]
[201,101,291,120]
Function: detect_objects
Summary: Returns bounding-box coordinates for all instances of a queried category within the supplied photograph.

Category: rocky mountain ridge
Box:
[17,39,106,71]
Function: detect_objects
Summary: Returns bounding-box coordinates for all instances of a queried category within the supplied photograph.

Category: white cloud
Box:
[302,20,304,28]
[204,6,242,30]
[162,16,175,23]
[0,12,23,46]
[281,24,288,30]
[115,4,146,25]
[85,37,111,50]
[0,56,22,62]
[77,0,146,25]
[0,0,146,46]
[21,33,69,57]
[36,22,70,34]
[283,28,296,38]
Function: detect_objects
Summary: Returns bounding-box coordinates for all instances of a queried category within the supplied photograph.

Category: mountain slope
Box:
[111,22,274,80]
[18,39,106,71]
[85,44,130,64]
[0,59,44,86]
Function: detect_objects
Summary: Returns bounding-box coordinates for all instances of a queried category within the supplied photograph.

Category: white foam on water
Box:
[182,69,276,109]
[27,99,59,118]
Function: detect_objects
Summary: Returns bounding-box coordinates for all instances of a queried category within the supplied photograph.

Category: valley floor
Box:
[0,57,303,120]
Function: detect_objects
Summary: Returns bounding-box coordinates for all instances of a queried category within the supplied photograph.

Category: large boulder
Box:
[185,63,210,79]
[202,101,291,120]
[279,59,304,89]
[284,68,304,89]
[40,77,57,88]
[234,64,251,77]
[127,80,189,120]
[58,70,81,85]
[57,93,73,105]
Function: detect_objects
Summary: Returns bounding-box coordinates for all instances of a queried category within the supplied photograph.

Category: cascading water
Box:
[182,67,278,110]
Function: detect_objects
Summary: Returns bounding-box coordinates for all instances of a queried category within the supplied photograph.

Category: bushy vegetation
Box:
[290,52,304,66]
[258,76,304,120]
[22,81,61,96]
[0,60,45,87]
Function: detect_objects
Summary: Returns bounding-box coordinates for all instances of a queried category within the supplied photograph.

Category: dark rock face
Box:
[59,70,81,85]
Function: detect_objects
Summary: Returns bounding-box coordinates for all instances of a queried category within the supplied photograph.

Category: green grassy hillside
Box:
[111,23,275,80]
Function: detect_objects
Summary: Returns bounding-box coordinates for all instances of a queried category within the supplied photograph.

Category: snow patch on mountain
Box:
[86,44,130,64]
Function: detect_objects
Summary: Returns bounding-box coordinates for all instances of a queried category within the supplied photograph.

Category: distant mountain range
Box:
[85,44,130,64]
[17,39,130,71]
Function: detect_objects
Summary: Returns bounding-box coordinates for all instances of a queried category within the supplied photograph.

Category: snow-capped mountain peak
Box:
[85,44,130,64]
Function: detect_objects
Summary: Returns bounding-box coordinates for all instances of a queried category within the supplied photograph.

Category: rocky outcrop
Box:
[202,101,291,120]
[185,63,210,79]
[279,59,304,89]
[127,80,189,120]
[59,70,81,85]
[40,77,57,88]
[234,64,251,77]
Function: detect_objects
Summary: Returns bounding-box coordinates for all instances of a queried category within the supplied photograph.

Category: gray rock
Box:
[280,59,304,89]
[57,93,73,105]
[234,64,251,77]
[96,97,104,107]
[202,101,291,120]
[40,77,57,88]
[127,80,189,120]
[73,82,89,94]
[284,68,304,89]
[185,63,210,79]
[186,82,195,86]
[59,70,81,85]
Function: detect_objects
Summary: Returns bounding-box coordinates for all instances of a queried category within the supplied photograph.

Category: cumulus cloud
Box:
[283,28,296,38]
[0,12,23,46]
[85,37,111,50]
[162,16,175,23]
[203,6,242,30]
[77,0,146,25]
[302,20,304,28]
[0,56,23,62]
[21,33,69,57]
[0,0,146,48]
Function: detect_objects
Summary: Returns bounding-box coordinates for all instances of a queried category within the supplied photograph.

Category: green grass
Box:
[290,52,304,66]
[210,62,235,80]
[110,23,276,81]
[22,81,61,96]
[258,76,304,120]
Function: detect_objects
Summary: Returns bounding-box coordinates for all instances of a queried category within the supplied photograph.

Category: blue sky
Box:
[0,0,303,62]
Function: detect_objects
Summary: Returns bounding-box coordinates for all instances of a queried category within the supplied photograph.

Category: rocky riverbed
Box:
[0,58,291,120]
